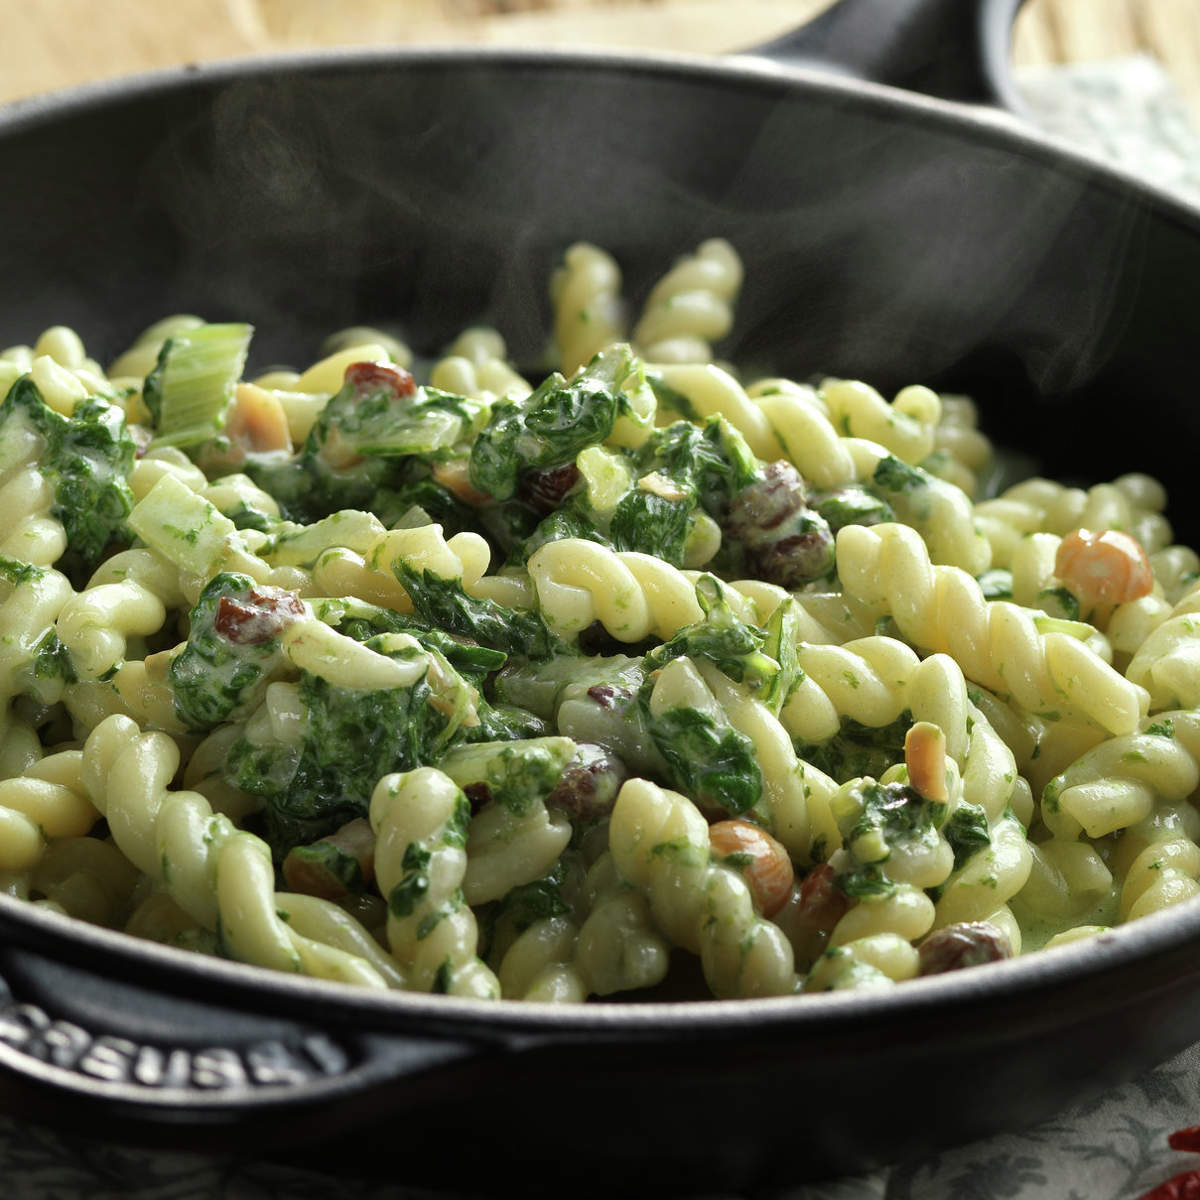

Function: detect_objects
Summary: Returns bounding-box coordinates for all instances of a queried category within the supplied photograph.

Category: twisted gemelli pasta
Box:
[82,715,395,987]
[633,238,741,364]
[836,522,1148,735]
[609,777,795,998]
[552,243,627,375]
[370,767,499,998]
[0,238,1196,1007]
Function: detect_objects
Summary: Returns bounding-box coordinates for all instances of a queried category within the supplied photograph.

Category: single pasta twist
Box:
[81,714,397,988]
[370,767,500,999]
[496,856,673,1002]
[1041,710,1200,841]
[1112,798,1200,923]
[496,915,587,1003]
[529,537,703,642]
[652,656,817,859]
[820,379,942,467]
[836,522,1148,735]
[0,465,68,567]
[609,776,795,999]
[921,392,994,498]
[1012,837,1115,944]
[551,243,627,375]
[461,797,573,907]
[430,327,530,404]
[314,522,532,614]
[0,565,74,771]
[571,850,670,996]
[55,548,186,681]
[781,635,921,746]
[805,932,920,991]
[1150,546,1200,605]
[1125,590,1200,712]
[0,387,76,565]
[0,750,98,874]
[933,809,1031,939]
[632,238,742,364]
[198,473,282,527]
[128,446,209,502]
[32,834,140,926]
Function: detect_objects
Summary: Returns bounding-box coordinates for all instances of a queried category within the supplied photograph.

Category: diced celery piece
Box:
[127,474,237,575]
[144,323,253,447]
[267,510,387,568]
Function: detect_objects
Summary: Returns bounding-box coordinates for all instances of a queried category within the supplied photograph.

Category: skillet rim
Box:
[0,41,1197,233]
[2,876,1198,1034]
[0,40,1197,1036]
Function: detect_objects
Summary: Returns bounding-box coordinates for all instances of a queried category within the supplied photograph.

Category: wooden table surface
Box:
[3,0,1199,117]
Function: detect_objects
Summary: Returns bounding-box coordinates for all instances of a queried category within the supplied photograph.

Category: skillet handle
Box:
[743,0,1027,112]
[0,937,492,1148]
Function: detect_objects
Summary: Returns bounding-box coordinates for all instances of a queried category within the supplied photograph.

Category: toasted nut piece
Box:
[904,721,948,802]
[433,458,493,506]
[282,817,376,900]
[1055,528,1153,607]
[918,921,1011,975]
[228,382,292,454]
[709,819,794,918]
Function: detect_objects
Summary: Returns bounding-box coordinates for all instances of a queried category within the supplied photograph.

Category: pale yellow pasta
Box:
[32,835,140,926]
[781,636,921,746]
[314,522,532,614]
[805,933,920,992]
[322,325,413,366]
[1012,839,1115,939]
[922,392,994,498]
[129,445,209,500]
[201,473,282,523]
[56,548,185,681]
[836,522,1148,735]
[609,777,795,998]
[1115,803,1200,922]
[107,314,204,380]
[0,468,68,567]
[572,851,670,997]
[496,916,588,1003]
[432,327,530,404]
[633,238,741,365]
[1126,592,1200,711]
[1042,712,1200,841]
[81,714,395,987]
[182,723,259,821]
[933,810,1033,931]
[695,661,816,860]
[1151,546,1200,604]
[552,243,627,375]
[743,378,861,488]
[279,622,428,691]
[370,766,499,998]
[820,379,941,466]
[462,800,572,906]
[831,883,936,947]
[528,538,703,642]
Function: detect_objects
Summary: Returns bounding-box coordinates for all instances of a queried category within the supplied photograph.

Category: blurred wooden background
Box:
[3,0,1198,117]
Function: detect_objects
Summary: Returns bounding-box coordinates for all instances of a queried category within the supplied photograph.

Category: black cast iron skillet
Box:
[2,0,1200,1191]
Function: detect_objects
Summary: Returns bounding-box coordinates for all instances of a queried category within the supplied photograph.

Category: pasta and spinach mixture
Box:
[0,238,1195,1001]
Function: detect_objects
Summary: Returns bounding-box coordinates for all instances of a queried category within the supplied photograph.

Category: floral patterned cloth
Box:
[0,56,1197,1200]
